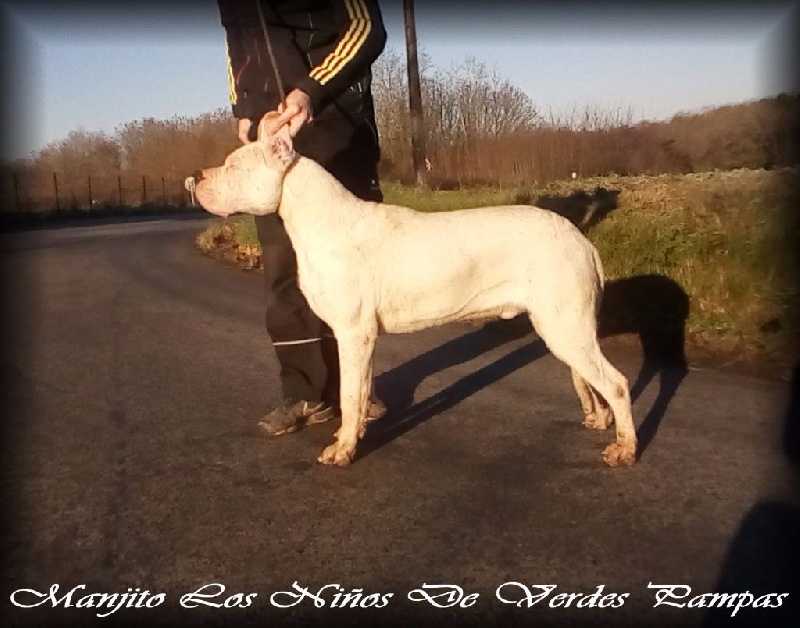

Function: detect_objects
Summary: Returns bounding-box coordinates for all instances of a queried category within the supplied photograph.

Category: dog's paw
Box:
[317,442,355,466]
[582,409,614,430]
[601,442,636,467]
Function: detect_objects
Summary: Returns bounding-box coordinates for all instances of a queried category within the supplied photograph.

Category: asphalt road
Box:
[1,216,797,628]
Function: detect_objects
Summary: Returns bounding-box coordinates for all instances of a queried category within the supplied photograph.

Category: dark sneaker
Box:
[256,400,337,436]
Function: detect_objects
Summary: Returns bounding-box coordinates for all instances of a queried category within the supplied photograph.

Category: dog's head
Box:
[186,113,296,217]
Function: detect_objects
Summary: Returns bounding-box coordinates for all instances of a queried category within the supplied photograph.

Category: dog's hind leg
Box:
[317,326,376,466]
[533,314,637,467]
[571,369,613,430]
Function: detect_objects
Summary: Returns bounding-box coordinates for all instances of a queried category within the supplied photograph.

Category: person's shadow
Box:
[702,364,800,626]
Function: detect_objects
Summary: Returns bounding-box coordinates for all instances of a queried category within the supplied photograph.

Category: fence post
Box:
[161,177,166,205]
[53,172,60,211]
[13,171,20,211]
[142,175,147,205]
[88,176,93,209]
[118,175,123,206]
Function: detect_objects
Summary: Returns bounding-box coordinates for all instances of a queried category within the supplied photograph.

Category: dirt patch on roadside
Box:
[196,225,262,270]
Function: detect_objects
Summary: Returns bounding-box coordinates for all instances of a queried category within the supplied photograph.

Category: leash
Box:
[255,0,287,110]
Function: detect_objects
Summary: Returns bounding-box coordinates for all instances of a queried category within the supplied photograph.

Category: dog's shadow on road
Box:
[363,274,690,461]
[364,323,549,455]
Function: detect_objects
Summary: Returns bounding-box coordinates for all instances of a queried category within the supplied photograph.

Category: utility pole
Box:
[403,0,428,188]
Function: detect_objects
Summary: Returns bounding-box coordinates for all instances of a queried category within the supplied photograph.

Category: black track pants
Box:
[254,112,383,403]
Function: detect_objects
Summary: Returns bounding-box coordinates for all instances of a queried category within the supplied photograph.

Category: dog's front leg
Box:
[317,327,376,467]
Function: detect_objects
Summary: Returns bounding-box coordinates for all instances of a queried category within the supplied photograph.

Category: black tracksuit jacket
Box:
[216,0,387,122]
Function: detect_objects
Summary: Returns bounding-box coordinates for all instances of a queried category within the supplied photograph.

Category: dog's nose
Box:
[192,169,205,183]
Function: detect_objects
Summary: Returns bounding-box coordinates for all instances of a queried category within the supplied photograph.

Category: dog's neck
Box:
[280,155,359,211]
[277,156,370,251]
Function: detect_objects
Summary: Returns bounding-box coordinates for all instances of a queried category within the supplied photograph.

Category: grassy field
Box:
[196,167,798,377]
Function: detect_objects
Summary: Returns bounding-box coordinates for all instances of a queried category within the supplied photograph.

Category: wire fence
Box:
[1,171,192,214]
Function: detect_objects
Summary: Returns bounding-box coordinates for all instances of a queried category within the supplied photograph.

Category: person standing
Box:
[216,0,387,434]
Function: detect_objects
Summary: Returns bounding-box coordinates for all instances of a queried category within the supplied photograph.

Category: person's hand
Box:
[237,118,254,144]
[262,89,313,138]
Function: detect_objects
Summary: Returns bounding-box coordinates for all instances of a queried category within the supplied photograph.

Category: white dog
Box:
[187,117,637,468]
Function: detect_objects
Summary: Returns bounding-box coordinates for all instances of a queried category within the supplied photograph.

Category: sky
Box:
[0,0,797,162]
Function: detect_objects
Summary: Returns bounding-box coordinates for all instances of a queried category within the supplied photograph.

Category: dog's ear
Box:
[257,112,295,169]
[257,112,293,146]
[266,134,296,170]
[256,111,278,141]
